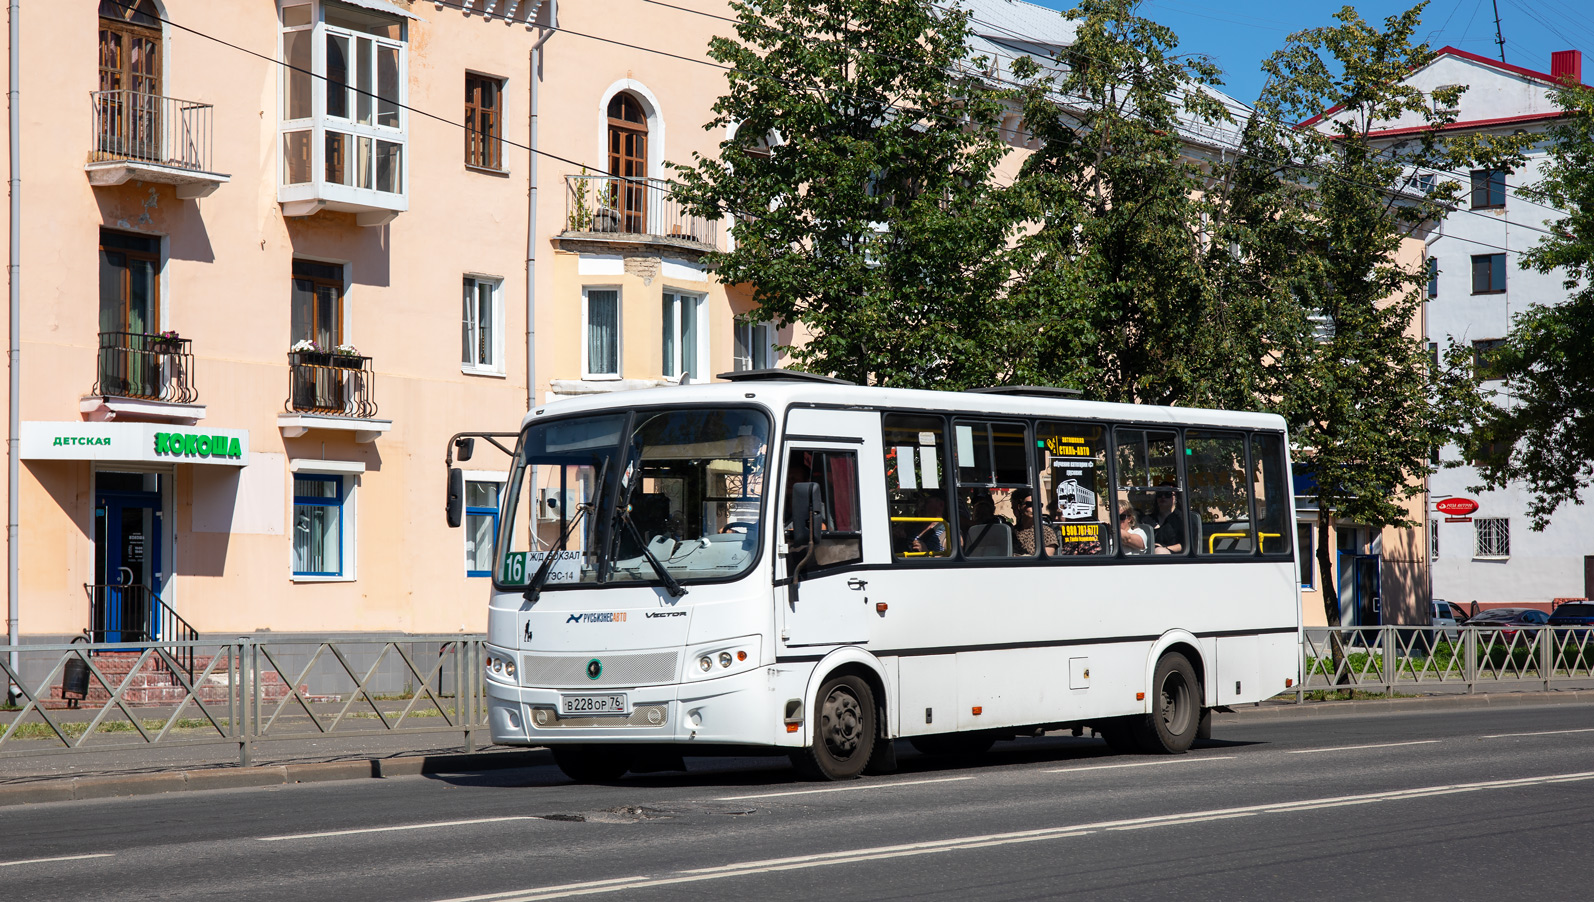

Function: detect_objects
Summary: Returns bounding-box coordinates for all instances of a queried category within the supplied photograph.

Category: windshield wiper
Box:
[523,456,607,602]
[618,509,688,598]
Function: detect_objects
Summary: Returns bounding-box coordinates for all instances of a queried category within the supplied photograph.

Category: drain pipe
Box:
[526,0,557,412]
[6,0,19,702]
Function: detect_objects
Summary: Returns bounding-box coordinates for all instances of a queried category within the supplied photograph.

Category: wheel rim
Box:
[1159,671,1193,736]
[820,686,863,759]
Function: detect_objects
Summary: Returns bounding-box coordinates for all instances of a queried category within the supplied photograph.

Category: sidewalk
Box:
[4,686,1592,808]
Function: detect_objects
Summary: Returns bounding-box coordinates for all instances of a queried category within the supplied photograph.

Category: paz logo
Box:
[585,659,603,681]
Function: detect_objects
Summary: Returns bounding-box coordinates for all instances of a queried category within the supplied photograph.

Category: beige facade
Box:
[2,0,764,642]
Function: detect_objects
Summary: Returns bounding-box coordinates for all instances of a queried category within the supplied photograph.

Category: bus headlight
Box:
[699,656,714,672]
[719,652,733,668]
[685,637,761,681]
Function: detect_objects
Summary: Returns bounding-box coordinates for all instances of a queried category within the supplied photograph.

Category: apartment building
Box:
[1,0,764,645]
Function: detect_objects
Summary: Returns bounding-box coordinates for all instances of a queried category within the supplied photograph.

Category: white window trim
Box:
[596,78,665,186]
[662,288,708,381]
[581,285,622,380]
[462,470,507,578]
[461,274,505,376]
[290,461,360,582]
[734,318,777,372]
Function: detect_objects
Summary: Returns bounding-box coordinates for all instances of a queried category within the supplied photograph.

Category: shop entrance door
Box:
[93,472,164,643]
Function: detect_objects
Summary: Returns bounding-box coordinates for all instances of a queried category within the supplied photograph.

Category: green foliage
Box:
[670,0,1016,387]
[1469,83,1594,529]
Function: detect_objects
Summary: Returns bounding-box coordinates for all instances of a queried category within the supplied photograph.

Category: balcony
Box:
[279,351,389,443]
[560,174,717,251]
[86,90,229,199]
[82,331,204,423]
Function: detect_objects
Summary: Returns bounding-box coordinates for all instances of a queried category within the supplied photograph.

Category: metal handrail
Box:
[91,331,198,404]
[562,173,717,246]
[89,89,216,174]
[82,581,197,684]
[285,351,378,418]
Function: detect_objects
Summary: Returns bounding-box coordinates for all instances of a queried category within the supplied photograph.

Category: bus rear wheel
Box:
[551,745,635,783]
[790,674,876,781]
[1129,652,1200,754]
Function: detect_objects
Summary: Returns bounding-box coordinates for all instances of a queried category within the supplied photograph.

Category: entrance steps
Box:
[42,651,302,709]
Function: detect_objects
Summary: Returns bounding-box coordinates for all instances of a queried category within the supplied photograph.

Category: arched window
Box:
[98,0,161,161]
[607,92,648,232]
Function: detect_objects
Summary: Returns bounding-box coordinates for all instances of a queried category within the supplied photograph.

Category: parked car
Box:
[1465,607,1549,641]
[1548,602,1594,639]
[1430,600,1461,642]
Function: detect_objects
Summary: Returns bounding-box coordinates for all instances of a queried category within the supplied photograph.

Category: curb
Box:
[1217,688,1594,722]
[0,749,549,808]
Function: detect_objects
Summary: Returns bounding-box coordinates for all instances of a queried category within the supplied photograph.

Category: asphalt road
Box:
[5,702,1594,902]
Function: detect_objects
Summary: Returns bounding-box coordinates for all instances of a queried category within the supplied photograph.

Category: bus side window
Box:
[1186,430,1253,556]
[1250,433,1290,555]
[1114,428,1184,556]
[784,449,862,571]
[882,414,952,560]
[1036,421,1111,557]
[952,420,1029,558]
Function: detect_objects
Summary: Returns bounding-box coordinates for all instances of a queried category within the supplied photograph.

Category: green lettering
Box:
[154,433,170,454]
[183,434,197,455]
[52,437,61,446]
[227,437,241,458]
[196,436,210,456]
[212,435,225,456]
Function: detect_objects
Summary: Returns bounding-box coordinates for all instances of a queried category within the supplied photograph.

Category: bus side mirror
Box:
[454,437,475,463]
[446,468,464,528]
[790,482,823,545]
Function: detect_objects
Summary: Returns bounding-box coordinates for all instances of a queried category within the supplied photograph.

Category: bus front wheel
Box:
[551,745,634,783]
[1129,652,1200,754]
[791,674,876,781]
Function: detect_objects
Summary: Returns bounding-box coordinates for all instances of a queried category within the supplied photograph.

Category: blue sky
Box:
[1024,0,1594,104]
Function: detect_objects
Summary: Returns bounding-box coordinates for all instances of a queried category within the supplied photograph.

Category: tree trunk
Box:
[1316,507,1349,688]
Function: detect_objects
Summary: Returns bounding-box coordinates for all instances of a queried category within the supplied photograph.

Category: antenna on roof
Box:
[1491,0,1507,63]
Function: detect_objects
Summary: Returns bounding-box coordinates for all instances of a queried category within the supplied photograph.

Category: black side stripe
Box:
[774,626,1296,662]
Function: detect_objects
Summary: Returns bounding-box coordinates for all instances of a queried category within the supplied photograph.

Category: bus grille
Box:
[519,651,680,688]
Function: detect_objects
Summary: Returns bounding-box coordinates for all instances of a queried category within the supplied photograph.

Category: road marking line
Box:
[1482,728,1594,739]
[427,769,1594,902]
[1285,740,1441,754]
[258,816,538,842]
[1044,755,1235,773]
[715,775,972,801]
[0,853,115,867]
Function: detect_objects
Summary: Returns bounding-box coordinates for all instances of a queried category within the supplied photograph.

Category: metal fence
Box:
[286,351,379,419]
[90,90,216,174]
[0,637,483,766]
[1300,626,1594,699]
[93,331,199,404]
[562,173,718,247]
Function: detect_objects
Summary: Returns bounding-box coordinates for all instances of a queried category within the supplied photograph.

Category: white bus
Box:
[450,373,1301,782]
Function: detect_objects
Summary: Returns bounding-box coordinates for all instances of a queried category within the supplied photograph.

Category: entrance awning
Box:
[21,422,250,467]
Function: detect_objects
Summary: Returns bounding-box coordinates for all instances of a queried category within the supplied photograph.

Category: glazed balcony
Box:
[86,90,229,199]
[561,174,717,250]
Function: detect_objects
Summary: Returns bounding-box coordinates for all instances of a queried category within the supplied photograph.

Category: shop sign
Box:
[22,422,249,466]
[1435,497,1479,517]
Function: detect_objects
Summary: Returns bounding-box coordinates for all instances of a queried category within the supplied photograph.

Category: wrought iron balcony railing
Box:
[286,351,378,419]
[93,331,198,404]
[90,89,216,175]
[563,174,717,247]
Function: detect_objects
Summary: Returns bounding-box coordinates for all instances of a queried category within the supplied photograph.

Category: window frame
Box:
[99,229,163,336]
[292,472,349,579]
[733,319,777,372]
[1470,168,1506,210]
[1474,517,1509,559]
[1426,257,1438,299]
[461,274,504,375]
[1472,338,1507,382]
[291,258,346,348]
[661,289,708,381]
[1298,523,1316,588]
[581,285,621,380]
[1471,253,1507,295]
[463,473,505,578]
[464,71,505,172]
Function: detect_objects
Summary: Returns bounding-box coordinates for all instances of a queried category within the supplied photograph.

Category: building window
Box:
[100,230,161,337]
[734,320,776,371]
[1297,523,1315,589]
[1427,257,1438,299]
[462,276,501,373]
[662,290,706,381]
[1472,338,1506,382]
[1475,517,1509,558]
[1471,253,1506,294]
[293,475,346,576]
[99,0,161,97]
[1470,169,1506,209]
[607,92,648,232]
[1429,518,1438,561]
[291,259,344,349]
[584,287,620,378]
[465,480,501,577]
[465,73,503,171]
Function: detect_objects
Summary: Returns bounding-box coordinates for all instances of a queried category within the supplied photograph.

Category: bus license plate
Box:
[560,693,628,716]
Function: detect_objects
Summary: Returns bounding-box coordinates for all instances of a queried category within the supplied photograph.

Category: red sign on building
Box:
[1435,497,1480,517]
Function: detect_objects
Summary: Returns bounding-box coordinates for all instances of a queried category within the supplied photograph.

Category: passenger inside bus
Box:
[1145,483,1186,553]
[1012,488,1059,556]
[1119,502,1152,554]
[962,493,1013,557]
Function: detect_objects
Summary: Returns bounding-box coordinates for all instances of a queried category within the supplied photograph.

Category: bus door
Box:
[778,416,876,648]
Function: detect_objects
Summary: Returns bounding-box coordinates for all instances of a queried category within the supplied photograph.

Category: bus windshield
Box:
[496,407,770,590]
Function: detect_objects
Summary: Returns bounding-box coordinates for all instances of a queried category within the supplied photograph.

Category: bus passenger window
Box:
[1186,430,1253,555]
[883,414,952,560]
[1114,428,1185,555]
[953,420,1029,558]
[783,449,862,571]
[1036,421,1110,557]
[1250,433,1290,554]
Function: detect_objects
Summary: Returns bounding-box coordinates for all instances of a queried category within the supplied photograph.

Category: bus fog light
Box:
[493,659,503,673]
[646,708,663,725]
[719,652,733,668]
[699,656,713,672]
[504,661,516,677]
[533,708,550,725]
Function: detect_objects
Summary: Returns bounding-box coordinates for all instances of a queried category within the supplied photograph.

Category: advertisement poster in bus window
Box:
[1046,433,1104,547]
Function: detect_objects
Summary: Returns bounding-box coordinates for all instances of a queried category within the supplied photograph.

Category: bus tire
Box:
[790,674,876,781]
[909,732,996,758]
[1130,652,1200,754]
[551,745,634,783]
[1197,706,1213,742]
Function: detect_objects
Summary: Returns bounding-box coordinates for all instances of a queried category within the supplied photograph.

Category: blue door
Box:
[93,473,164,643]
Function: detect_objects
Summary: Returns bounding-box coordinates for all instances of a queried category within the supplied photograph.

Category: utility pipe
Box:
[7,0,19,702]
[526,0,556,413]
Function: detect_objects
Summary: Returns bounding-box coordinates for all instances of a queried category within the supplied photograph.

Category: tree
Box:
[670,0,1015,388]
[1258,3,1520,628]
[1469,82,1594,530]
